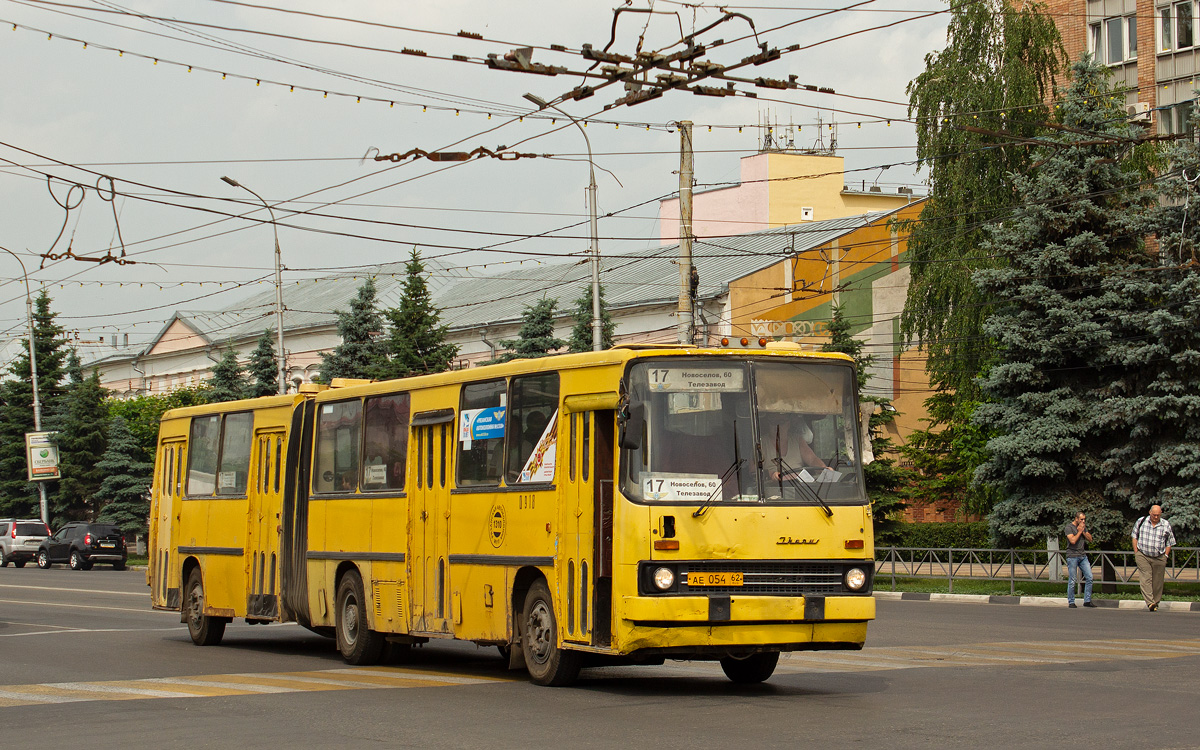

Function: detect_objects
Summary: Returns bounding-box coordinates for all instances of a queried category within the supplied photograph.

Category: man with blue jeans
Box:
[1065,511,1095,608]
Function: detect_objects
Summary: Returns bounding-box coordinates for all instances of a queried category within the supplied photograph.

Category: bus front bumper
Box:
[615,594,874,653]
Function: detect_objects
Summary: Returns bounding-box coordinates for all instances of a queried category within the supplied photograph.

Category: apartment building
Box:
[1051,0,1198,133]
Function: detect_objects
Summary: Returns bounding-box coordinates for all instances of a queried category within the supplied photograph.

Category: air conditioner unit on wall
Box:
[1126,101,1151,124]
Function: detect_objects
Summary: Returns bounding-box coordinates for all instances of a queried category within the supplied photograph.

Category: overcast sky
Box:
[0,0,949,357]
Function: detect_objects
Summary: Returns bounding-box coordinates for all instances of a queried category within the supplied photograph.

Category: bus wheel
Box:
[520,579,581,686]
[335,572,385,665]
[185,568,226,646]
[720,652,779,684]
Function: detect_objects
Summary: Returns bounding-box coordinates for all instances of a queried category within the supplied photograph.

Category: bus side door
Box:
[409,419,452,634]
[559,410,614,646]
[247,430,285,619]
[151,439,185,610]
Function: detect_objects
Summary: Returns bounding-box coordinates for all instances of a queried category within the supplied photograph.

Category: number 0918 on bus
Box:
[147,344,875,686]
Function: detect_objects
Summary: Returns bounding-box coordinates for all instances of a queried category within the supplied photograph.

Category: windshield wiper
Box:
[772,455,834,517]
[691,456,745,518]
[694,421,746,518]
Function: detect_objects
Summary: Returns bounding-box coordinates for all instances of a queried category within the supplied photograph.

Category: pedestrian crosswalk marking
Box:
[0,666,506,708]
[776,638,1200,674]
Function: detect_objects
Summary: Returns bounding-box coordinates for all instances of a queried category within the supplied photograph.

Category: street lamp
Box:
[220,176,287,395]
[523,93,603,352]
[1,246,49,524]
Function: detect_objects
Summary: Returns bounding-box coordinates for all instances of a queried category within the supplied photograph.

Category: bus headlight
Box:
[845,567,867,591]
[653,567,676,590]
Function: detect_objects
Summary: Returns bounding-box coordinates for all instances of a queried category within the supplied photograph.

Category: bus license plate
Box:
[687,571,743,587]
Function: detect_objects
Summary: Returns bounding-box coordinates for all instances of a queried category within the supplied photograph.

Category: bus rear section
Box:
[148,394,302,645]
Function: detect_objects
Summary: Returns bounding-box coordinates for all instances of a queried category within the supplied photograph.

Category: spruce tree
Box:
[821,304,909,542]
[1100,107,1200,543]
[317,277,388,382]
[52,352,109,522]
[95,415,154,538]
[495,298,566,363]
[0,289,70,519]
[380,248,459,378]
[973,59,1146,546]
[246,330,280,397]
[209,345,248,403]
[567,283,616,353]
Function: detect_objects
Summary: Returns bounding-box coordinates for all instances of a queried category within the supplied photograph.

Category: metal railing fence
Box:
[875,547,1200,595]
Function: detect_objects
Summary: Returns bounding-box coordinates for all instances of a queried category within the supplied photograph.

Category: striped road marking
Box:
[776,638,1200,673]
[0,666,508,707]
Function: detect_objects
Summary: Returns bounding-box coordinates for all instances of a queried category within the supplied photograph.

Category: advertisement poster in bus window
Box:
[519,409,558,483]
[459,407,506,450]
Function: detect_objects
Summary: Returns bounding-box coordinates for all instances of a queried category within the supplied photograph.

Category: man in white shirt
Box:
[1132,505,1176,612]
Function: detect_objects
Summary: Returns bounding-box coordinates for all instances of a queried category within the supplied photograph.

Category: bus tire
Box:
[720,652,779,684]
[335,572,385,665]
[185,567,227,646]
[520,579,581,686]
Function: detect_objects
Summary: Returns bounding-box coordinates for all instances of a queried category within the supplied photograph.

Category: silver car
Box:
[0,519,52,568]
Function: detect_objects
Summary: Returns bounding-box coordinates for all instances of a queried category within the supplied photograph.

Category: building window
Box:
[1094,14,1138,63]
[1161,6,1174,51]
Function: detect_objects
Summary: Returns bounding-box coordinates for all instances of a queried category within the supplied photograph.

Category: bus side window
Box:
[314,400,363,494]
[217,412,254,496]
[458,379,506,487]
[569,412,577,482]
[363,393,409,492]
[439,423,447,488]
[505,372,559,484]
[165,447,174,495]
[582,411,591,483]
[187,415,221,496]
[274,438,283,494]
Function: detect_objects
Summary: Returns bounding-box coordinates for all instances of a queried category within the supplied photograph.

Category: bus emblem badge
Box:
[490,505,505,548]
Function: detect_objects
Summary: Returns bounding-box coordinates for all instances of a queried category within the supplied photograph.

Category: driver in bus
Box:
[761,412,827,481]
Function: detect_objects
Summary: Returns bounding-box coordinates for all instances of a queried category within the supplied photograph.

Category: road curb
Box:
[874,590,1200,612]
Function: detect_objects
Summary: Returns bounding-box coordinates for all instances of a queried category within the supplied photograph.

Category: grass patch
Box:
[878,577,1200,601]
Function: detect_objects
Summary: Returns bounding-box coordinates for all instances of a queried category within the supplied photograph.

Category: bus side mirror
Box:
[618,402,644,450]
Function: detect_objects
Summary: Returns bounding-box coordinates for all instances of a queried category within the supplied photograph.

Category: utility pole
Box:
[523,93,603,351]
[677,120,694,345]
[221,177,288,394]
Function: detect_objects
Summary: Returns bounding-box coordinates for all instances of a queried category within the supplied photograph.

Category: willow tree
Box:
[903,0,1064,395]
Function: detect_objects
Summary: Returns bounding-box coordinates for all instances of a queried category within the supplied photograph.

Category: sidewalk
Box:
[876,590,1200,613]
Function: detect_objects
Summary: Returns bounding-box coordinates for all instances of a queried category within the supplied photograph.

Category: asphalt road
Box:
[2,566,1197,749]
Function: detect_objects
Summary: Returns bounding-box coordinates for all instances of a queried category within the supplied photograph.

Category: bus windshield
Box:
[620,358,867,507]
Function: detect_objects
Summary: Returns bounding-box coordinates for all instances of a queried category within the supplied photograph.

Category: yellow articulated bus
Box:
[148,344,876,686]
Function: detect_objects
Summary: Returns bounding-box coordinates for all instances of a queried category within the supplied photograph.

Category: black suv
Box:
[37,523,127,570]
